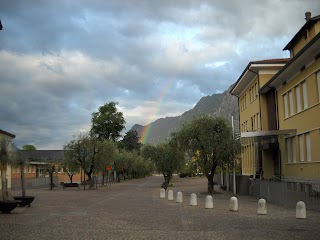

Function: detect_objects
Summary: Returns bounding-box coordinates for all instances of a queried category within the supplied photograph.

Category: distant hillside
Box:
[131,85,239,144]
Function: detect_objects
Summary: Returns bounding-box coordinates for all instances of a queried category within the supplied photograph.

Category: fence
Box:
[250,179,320,212]
[11,176,59,190]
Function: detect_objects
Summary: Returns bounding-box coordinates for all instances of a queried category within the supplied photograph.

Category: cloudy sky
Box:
[0,0,319,149]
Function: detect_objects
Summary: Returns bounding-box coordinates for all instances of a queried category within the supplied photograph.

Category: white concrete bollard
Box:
[296,201,306,219]
[257,198,267,215]
[160,188,166,199]
[190,193,197,206]
[229,196,238,212]
[176,191,183,203]
[205,195,213,209]
[168,190,174,201]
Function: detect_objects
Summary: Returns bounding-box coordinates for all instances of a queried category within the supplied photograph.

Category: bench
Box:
[49,183,57,189]
[62,182,80,189]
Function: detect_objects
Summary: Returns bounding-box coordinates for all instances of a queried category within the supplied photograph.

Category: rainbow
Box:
[140,78,176,144]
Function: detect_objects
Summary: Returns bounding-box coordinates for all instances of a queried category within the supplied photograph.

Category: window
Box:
[302,81,308,109]
[284,94,289,118]
[299,135,305,162]
[288,90,294,115]
[306,133,311,162]
[251,117,253,130]
[32,166,35,173]
[255,83,258,98]
[286,137,297,163]
[295,85,302,112]
[292,137,296,163]
[286,138,292,163]
[249,89,252,102]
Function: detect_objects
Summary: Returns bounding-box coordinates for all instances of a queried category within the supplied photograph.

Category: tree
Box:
[0,139,11,200]
[91,102,126,142]
[121,130,141,152]
[142,140,185,189]
[61,151,80,183]
[174,116,241,193]
[44,161,56,190]
[64,133,114,188]
[22,144,36,150]
[93,140,117,185]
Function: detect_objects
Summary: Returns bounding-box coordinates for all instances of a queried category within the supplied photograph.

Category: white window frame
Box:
[306,133,311,162]
[286,138,292,163]
[284,94,289,118]
[289,90,294,115]
[302,81,308,109]
[295,85,302,112]
[299,135,305,162]
[292,137,296,163]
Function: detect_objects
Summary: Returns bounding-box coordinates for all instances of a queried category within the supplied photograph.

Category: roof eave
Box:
[283,17,320,51]
[260,32,320,94]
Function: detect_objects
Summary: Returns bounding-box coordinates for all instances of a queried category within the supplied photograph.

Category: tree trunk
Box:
[102,172,105,185]
[207,173,214,194]
[161,174,171,190]
[206,163,218,194]
[70,175,73,183]
[20,165,26,197]
[49,172,54,190]
[87,173,94,188]
[1,165,8,201]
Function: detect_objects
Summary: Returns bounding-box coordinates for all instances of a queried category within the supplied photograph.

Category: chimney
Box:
[305,12,311,21]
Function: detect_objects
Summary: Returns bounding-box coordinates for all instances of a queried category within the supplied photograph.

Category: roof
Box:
[0,129,16,138]
[284,14,320,51]
[260,31,320,94]
[229,58,289,96]
[252,58,290,64]
[20,150,64,161]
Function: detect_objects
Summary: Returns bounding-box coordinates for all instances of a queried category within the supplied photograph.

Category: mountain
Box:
[131,85,239,144]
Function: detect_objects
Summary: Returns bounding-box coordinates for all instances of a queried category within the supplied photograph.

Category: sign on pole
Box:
[106,165,112,171]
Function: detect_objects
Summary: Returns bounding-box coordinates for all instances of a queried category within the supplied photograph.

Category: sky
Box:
[0,0,319,149]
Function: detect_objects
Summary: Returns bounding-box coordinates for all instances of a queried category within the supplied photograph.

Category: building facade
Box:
[230,12,320,182]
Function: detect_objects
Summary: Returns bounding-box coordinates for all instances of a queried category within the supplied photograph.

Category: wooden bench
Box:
[62,182,80,189]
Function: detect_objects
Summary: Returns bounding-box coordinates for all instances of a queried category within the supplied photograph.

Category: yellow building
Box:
[0,129,16,191]
[231,12,320,182]
[230,59,290,179]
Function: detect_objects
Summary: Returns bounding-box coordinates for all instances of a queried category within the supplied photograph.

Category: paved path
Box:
[1,176,319,240]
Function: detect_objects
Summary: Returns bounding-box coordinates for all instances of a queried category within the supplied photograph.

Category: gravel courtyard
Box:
[0,176,319,240]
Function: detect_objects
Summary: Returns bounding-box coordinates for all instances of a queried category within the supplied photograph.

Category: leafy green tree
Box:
[121,130,141,152]
[174,116,241,193]
[93,140,117,184]
[22,144,36,150]
[43,160,56,190]
[64,133,114,188]
[142,140,185,189]
[91,102,126,142]
[61,151,80,183]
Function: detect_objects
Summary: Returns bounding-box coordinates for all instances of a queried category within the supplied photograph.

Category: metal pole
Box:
[232,116,237,195]
[83,150,86,191]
